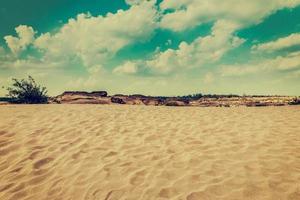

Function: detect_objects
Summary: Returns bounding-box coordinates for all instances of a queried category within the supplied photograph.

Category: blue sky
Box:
[1,0,300,96]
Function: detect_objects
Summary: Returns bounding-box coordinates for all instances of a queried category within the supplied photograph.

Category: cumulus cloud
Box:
[67,76,100,89]
[0,46,25,69]
[220,65,260,77]
[1,1,158,76]
[203,72,215,84]
[113,61,138,74]
[0,43,68,70]
[220,51,300,76]
[252,33,300,52]
[143,20,245,74]
[125,0,146,5]
[4,25,35,55]
[33,1,158,69]
[159,0,300,31]
[113,20,245,75]
[274,52,300,70]
[87,65,103,74]
[0,57,67,69]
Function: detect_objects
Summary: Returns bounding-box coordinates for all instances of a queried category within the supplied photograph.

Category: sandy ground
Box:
[0,105,300,200]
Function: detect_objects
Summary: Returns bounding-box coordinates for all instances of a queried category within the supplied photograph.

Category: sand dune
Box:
[0,105,300,200]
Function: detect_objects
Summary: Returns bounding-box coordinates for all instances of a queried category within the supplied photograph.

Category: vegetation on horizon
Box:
[6,76,48,104]
[2,77,299,105]
[0,97,13,102]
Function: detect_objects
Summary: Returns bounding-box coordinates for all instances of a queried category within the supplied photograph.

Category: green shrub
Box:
[0,97,13,102]
[7,76,48,104]
[178,93,203,101]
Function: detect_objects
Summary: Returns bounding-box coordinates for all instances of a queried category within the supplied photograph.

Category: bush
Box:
[0,97,13,102]
[177,93,203,101]
[7,76,48,104]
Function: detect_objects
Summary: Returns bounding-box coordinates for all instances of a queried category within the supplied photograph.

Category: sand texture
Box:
[0,105,300,200]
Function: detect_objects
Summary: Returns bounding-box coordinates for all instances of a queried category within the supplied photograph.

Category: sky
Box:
[1,0,300,96]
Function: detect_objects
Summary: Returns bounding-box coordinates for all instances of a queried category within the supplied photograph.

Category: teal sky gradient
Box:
[0,1,300,96]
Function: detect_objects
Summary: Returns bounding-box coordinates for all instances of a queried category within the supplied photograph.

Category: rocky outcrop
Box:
[50,91,299,107]
[61,91,107,97]
[111,97,126,104]
[165,100,189,106]
[289,98,300,105]
[52,91,109,104]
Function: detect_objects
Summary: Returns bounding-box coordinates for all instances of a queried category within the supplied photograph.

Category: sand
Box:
[0,105,300,200]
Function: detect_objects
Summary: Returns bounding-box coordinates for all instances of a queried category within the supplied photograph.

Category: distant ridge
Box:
[47,91,300,107]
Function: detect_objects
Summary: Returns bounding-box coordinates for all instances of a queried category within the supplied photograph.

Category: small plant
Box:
[178,93,203,101]
[7,76,48,104]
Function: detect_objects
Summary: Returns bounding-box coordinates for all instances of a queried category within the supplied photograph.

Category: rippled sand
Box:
[0,105,300,200]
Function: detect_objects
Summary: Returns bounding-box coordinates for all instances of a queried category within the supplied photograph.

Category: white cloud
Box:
[125,0,146,5]
[159,0,300,31]
[113,20,245,75]
[33,1,158,69]
[4,25,35,55]
[113,61,138,74]
[67,76,100,89]
[0,55,68,70]
[274,52,300,70]
[165,39,172,46]
[252,33,300,52]
[0,46,20,69]
[220,51,300,76]
[87,64,103,74]
[203,72,215,84]
[220,65,260,77]
[145,20,245,73]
